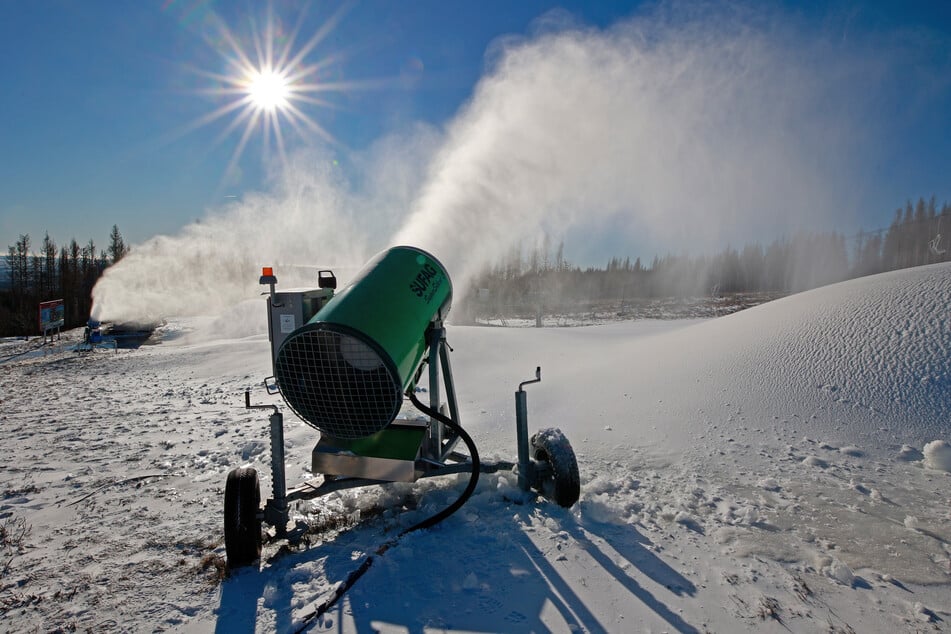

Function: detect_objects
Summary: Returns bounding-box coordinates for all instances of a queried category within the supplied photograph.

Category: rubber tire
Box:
[224,467,262,569]
[530,428,581,508]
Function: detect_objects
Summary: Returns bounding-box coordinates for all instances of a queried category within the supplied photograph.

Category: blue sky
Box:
[2,0,950,264]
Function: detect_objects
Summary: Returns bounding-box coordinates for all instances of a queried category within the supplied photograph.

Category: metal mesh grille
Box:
[275,328,402,439]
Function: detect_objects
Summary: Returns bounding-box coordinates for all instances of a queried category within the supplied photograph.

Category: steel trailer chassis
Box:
[225,321,580,568]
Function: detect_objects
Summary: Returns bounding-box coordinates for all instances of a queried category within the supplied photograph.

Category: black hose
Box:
[294,390,481,632]
[402,389,480,533]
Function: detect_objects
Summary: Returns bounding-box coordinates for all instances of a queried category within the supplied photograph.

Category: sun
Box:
[179,4,358,186]
[246,68,290,112]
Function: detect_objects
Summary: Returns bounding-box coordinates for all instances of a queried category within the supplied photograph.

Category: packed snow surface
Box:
[1,263,949,633]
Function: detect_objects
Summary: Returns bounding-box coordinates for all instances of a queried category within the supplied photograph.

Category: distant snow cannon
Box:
[224,245,580,570]
[274,246,452,439]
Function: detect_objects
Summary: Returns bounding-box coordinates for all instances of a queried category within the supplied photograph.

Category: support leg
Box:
[264,411,289,535]
[515,368,541,491]
[515,390,532,491]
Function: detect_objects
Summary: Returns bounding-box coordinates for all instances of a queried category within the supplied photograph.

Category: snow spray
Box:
[391,3,879,297]
[94,2,891,325]
[89,134,438,327]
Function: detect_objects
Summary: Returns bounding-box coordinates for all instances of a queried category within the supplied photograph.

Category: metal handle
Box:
[245,386,280,414]
[518,366,542,392]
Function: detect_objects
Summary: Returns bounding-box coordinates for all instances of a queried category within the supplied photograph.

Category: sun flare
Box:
[181,5,356,186]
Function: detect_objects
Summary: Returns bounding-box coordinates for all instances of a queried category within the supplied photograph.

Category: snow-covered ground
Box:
[1,263,949,633]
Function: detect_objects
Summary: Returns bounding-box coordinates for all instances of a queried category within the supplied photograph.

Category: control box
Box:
[265,287,334,373]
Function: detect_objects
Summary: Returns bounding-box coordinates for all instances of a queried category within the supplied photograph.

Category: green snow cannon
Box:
[274,246,452,439]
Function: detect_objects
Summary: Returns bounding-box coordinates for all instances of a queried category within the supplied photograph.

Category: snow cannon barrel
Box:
[274,246,452,439]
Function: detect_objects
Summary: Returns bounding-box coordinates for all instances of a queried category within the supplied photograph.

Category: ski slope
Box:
[1,263,949,633]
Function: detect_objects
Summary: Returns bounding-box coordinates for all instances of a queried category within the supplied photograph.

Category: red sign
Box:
[39,299,65,332]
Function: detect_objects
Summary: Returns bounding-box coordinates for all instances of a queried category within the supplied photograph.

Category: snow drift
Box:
[457,262,951,457]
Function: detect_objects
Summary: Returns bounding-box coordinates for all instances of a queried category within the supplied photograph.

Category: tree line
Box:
[466,197,951,316]
[3,197,949,335]
[1,225,127,335]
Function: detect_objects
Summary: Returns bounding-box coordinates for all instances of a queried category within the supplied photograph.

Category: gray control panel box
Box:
[265,288,334,372]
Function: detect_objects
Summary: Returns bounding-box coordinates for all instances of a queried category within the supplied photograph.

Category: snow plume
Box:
[393,3,875,297]
[91,132,439,325]
[91,156,364,325]
[94,2,900,323]
[93,157,354,321]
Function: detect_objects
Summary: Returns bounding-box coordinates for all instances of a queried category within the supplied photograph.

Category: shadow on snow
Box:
[215,493,700,633]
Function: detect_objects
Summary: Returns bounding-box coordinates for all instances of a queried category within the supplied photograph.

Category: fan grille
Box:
[275,327,402,439]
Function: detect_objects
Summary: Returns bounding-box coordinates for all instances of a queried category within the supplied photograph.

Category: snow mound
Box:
[691,262,951,448]
[922,439,951,472]
[897,444,924,461]
[513,262,951,455]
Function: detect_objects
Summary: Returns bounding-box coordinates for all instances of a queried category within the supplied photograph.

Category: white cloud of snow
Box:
[392,2,891,295]
[92,2,921,324]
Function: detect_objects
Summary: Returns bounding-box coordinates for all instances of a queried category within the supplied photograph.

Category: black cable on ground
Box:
[64,473,170,507]
[294,391,481,632]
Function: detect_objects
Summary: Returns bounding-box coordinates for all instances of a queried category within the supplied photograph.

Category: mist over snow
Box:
[91,1,915,325]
